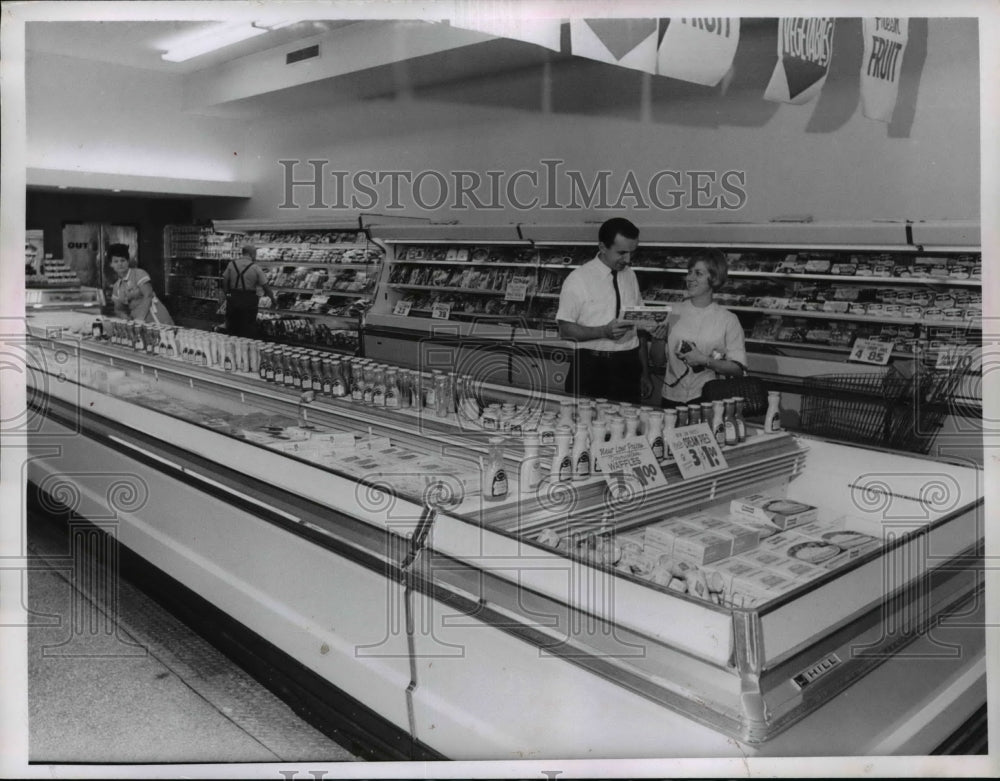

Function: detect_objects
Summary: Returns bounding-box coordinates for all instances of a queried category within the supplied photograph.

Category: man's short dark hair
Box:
[598,217,639,248]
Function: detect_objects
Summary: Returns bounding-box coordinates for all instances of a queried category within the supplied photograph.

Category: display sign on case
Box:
[663,423,728,480]
[504,277,530,302]
[431,302,452,320]
[599,435,668,498]
[393,300,413,316]
[848,337,893,365]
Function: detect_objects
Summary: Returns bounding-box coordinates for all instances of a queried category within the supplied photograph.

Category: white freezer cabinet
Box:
[23,329,986,758]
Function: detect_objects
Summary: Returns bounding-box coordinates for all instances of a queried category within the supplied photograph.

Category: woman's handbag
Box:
[701,374,769,416]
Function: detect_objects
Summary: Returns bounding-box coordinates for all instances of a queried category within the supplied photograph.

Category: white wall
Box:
[198,17,979,227]
[26,52,249,182]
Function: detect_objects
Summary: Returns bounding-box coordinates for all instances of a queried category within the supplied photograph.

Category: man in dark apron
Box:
[221,245,275,338]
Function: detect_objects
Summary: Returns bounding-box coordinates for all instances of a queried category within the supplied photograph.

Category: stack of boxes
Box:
[625,492,882,608]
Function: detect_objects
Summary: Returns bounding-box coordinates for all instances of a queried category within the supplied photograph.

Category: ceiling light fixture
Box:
[161,19,296,62]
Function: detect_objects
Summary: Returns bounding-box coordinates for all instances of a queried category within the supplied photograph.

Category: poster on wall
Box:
[860,18,908,122]
[62,222,101,287]
[25,229,44,277]
[763,18,836,104]
[656,18,741,86]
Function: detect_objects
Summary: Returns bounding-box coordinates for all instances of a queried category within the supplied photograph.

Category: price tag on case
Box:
[504,276,530,302]
[598,436,668,499]
[431,302,452,320]
[662,423,728,480]
[848,337,893,365]
[935,345,967,370]
[392,300,412,316]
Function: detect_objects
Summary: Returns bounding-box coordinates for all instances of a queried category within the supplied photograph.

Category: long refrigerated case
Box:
[21,314,986,759]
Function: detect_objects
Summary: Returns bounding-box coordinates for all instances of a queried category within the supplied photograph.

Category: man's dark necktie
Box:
[611,269,621,319]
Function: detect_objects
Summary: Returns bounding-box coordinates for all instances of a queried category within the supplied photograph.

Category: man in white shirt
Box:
[556,218,652,404]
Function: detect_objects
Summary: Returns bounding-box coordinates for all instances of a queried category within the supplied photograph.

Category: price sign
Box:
[848,337,893,365]
[662,423,728,480]
[431,302,452,320]
[504,276,530,302]
[393,300,413,316]
[935,344,970,370]
[598,435,668,500]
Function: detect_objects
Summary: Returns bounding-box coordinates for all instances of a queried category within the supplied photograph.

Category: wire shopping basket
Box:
[883,348,977,454]
[798,366,912,447]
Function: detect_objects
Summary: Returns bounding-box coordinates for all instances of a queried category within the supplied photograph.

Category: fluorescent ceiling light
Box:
[161,21,295,62]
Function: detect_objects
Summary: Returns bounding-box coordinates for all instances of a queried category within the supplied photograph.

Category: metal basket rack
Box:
[798,366,911,448]
[799,351,976,454]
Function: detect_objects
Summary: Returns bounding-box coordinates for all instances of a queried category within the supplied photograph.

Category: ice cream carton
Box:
[669,523,733,565]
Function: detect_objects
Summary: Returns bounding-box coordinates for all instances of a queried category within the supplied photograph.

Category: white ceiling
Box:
[25,19,363,74]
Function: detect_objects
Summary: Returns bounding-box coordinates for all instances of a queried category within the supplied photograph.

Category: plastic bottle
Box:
[297,354,312,390]
[434,373,451,418]
[539,411,559,446]
[646,410,665,460]
[572,423,591,481]
[273,350,285,385]
[623,408,640,438]
[361,364,375,404]
[549,425,574,483]
[385,368,400,408]
[711,400,726,446]
[700,401,714,426]
[576,401,595,427]
[764,391,783,433]
[662,409,677,459]
[686,403,700,425]
[608,415,626,444]
[637,408,651,438]
[676,405,689,428]
[589,419,608,474]
[558,400,576,428]
[350,361,364,401]
[331,359,348,397]
[310,356,324,392]
[519,433,544,494]
[371,366,386,406]
[724,399,738,446]
[222,340,235,372]
[260,347,272,381]
[594,399,609,423]
[483,436,508,502]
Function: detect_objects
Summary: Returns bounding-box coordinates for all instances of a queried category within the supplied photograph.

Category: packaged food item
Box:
[668,523,733,565]
[730,493,818,530]
[677,513,761,554]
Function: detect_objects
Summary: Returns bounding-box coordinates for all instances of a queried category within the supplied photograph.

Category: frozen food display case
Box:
[22,321,985,759]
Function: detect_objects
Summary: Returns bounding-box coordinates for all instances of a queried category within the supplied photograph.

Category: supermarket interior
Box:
[3,5,996,778]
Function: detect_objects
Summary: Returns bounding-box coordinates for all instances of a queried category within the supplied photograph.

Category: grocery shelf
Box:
[273,287,372,297]
[257,261,379,269]
[725,305,982,329]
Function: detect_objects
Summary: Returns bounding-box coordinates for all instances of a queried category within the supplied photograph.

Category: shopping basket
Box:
[884,348,976,454]
[798,366,911,448]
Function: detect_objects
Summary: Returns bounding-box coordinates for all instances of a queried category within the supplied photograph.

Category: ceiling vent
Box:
[286,44,319,65]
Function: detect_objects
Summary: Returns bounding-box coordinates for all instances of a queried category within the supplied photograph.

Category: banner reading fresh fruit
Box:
[764,18,836,105]
[861,17,908,122]
[656,18,741,87]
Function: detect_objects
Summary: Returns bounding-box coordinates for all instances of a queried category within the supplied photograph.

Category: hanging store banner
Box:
[656,18,741,87]
[860,18,908,122]
[570,18,658,74]
[447,2,562,52]
[763,18,836,105]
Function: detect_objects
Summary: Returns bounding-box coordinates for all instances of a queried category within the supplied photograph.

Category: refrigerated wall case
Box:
[191,218,385,356]
[365,220,982,453]
[23,310,986,759]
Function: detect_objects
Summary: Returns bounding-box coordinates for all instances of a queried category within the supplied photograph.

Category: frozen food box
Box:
[730,493,818,530]
[668,512,761,555]
[669,523,733,566]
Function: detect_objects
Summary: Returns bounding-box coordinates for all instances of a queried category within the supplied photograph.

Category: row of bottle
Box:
[97,318,264,374]
[482,392,784,502]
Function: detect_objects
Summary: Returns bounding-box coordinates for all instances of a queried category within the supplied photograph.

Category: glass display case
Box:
[22,316,985,759]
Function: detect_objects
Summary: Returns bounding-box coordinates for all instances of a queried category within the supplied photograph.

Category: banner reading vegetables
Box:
[764,18,836,105]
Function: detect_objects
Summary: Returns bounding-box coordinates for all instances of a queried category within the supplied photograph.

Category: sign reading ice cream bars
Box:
[598,435,668,497]
[663,423,728,480]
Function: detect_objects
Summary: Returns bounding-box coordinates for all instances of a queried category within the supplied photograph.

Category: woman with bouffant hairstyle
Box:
[651,248,746,408]
[109,243,173,324]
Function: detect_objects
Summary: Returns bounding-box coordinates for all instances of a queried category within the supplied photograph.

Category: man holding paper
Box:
[557,217,653,404]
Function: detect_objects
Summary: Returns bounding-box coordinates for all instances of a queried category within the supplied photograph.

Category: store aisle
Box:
[26,509,359,765]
